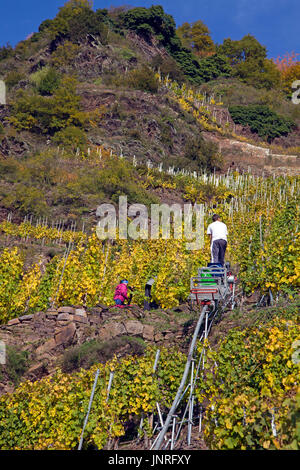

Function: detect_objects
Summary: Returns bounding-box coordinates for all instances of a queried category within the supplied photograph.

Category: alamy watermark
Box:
[0,80,6,105]
[291,80,300,105]
[0,340,6,365]
[96,196,205,250]
[291,340,300,365]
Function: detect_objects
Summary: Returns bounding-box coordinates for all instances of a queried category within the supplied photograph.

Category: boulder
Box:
[125,320,143,336]
[74,308,87,317]
[27,362,47,378]
[57,313,73,321]
[7,318,20,326]
[154,331,163,342]
[73,315,88,324]
[101,312,111,321]
[19,314,33,322]
[89,314,102,325]
[97,325,114,341]
[87,307,102,316]
[96,304,109,311]
[109,322,126,337]
[36,338,56,355]
[46,310,59,318]
[142,324,155,341]
[55,322,76,346]
[33,312,46,321]
[58,306,76,314]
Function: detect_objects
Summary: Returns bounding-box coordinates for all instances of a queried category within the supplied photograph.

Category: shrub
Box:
[229,105,296,142]
[77,155,159,206]
[117,47,137,61]
[184,134,221,171]
[5,346,29,385]
[127,65,159,93]
[62,337,146,373]
[4,71,24,90]
[30,66,61,95]
[51,41,80,68]
[0,43,13,61]
[9,76,89,135]
[38,67,61,95]
[1,184,48,216]
[151,54,185,83]
[52,125,87,149]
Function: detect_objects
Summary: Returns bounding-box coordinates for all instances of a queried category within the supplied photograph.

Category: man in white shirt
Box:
[206,214,228,266]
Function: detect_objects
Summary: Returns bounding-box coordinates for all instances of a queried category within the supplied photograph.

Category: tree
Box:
[60,0,93,12]
[177,20,215,58]
[121,5,176,45]
[273,52,300,97]
[280,62,300,96]
[197,54,232,82]
[38,0,109,42]
[219,34,266,66]
[218,34,280,89]
[273,51,299,71]
[235,57,280,89]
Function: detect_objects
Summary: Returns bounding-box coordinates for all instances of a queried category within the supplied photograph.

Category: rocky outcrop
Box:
[0,303,195,394]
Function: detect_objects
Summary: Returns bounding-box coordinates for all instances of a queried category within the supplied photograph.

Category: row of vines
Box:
[0,169,299,323]
[199,312,300,450]
[158,74,299,154]
[0,304,299,450]
[0,158,299,449]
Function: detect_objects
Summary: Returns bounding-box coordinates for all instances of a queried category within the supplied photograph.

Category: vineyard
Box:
[0,150,299,450]
[158,74,300,155]
[0,305,299,450]
[0,0,299,449]
[0,157,299,322]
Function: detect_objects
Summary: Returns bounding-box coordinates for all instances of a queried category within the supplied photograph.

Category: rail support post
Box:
[153,306,207,450]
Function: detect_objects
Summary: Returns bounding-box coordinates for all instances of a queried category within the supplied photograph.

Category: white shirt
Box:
[207,221,228,243]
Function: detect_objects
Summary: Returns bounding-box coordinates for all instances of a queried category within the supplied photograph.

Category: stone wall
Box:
[0,304,194,393]
[203,132,300,176]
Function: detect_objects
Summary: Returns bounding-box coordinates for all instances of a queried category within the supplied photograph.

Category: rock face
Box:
[0,304,195,394]
[55,322,76,346]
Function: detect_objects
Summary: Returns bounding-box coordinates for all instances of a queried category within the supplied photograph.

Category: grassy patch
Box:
[61,336,146,373]
[4,346,30,385]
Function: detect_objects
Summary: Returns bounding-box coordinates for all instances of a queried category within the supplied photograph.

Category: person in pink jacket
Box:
[114,279,129,306]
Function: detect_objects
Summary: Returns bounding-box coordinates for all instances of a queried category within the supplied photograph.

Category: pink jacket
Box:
[114,283,128,302]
